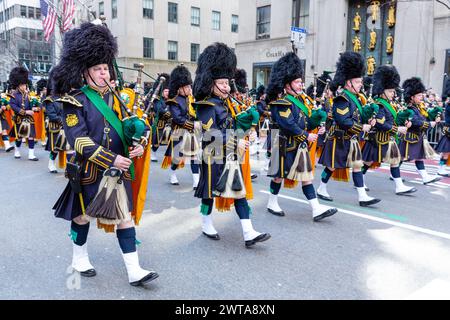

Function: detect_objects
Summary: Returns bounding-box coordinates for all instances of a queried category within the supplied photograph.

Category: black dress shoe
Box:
[130,271,159,286]
[359,198,381,207]
[245,233,271,247]
[317,193,333,202]
[5,146,14,152]
[251,174,258,180]
[80,269,97,277]
[28,157,39,161]
[202,231,220,240]
[438,172,449,177]
[313,208,338,222]
[151,159,158,163]
[424,176,442,185]
[267,208,285,216]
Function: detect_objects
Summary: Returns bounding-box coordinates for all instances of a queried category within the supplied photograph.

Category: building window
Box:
[112,0,117,19]
[20,5,27,18]
[256,6,270,39]
[36,8,41,19]
[212,11,220,30]
[191,43,200,62]
[28,6,35,19]
[168,41,178,61]
[231,14,238,33]
[21,28,28,40]
[143,37,154,58]
[168,2,177,23]
[36,30,43,41]
[292,0,309,28]
[99,1,104,16]
[191,7,200,26]
[29,29,36,41]
[143,0,153,19]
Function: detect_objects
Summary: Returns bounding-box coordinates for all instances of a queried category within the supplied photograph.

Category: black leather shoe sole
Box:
[49,170,58,174]
[251,174,258,179]
[313,208,338,222]
[359,198,381,207]
[438,173,449,177]
[130,272,159,286]
[5,146,14,152]
[396,187,417,195]
[28,158,39,161]
[80,269,96,277]
[424,177,442,185]
[317,193,333,202]
[151,159,158,162]
[202,232,220,240]
[245,233,271,247]
[267,208,285,216]
[170,182,179,185]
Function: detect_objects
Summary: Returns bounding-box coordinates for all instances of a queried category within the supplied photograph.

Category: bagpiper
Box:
[161,65,201,189]
[436,77,450,176]
[52,22,157,286]
[265,52,337,220]
[360,65,417,195]
[399,77,441,184]
[317,52,381,206]
[193,42,270,247]
[8,67,40,161]
[0,90,14,152]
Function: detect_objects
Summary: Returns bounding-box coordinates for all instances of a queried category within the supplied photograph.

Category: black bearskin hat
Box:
[9,67,29,89]
[372,65,400,97]
[402,77,426,103]
[266,52,304,101]
[256,85,265,99]
[306,71,332,98]
[168,65,192,98]
[332,52,366,90]
[52,22,118,94]
[36,79,48,95]
[442,78,450,100]
[154,73,170,92]
[232,69,248,94]
[363,76,373,95]
[193,42,237,101]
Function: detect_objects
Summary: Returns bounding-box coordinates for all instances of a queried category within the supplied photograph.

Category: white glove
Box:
[397,126,407,135]
[248,129,257,142]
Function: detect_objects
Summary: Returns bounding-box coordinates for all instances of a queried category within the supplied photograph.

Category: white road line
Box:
[260,190,450,241]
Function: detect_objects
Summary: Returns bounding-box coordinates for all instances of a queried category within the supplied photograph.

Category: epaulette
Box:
[192,100,215,107]
[269,99,291,106]
[334,94,349,103]
[165,98,179,105]
[43,96,54,103]
[57,93,83,107]
[6,93,14,99]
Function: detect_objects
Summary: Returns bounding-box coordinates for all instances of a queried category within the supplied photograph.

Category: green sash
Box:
[376,97,397,121]
[81,85,134,178]
[286,94,310,117]
[343,89,363,115]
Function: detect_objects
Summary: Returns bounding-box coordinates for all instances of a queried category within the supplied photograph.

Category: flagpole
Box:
[74,0,96,21]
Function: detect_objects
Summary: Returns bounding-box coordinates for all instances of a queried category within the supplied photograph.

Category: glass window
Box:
[191,43,200,62]
[256,6,271,39]
[0,12,4,23]
[28,6,35,19]
[191,7,200,26]
[168,2,177,23]
[143,0,153,19]
[99,1,104,16]
[112,0,117,19]
[21,28,28,40]
[36,30,43,41]
[212,11,220,30]
[143,37,154,58]
[168,41,178,61]
[20,5,27,18]
[29,29,36,41]
[36,8,41,19]
[292,0,309,28]
[231,14,238,33]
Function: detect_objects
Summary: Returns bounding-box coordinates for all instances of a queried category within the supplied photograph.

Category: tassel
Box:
[161,156,172,169]
[423,138,437,159]
[85,185,108,218]
[332,168,350,182]
[284,179,298,189]
[297,149,306,173]
[99,188,120,220]
[306,151,313,172]
[215,168,229,193]
[231,168,243,191]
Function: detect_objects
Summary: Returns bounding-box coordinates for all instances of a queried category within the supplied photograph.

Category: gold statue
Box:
[368,29,377,50]
[370,1,380,23]
[386,33,394,54]
[353,12,361,32]
[387,3,396,27]
[352,36,362,52]
[367,56,376,76]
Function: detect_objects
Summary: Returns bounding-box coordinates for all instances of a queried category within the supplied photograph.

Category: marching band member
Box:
[265,52,337,220]
[399,77,441,184]
[52,22,158,287]
[436,78,450,177]
[161,65,200,189]
[0,91,14,152]
[360,65,416,195]
[8,67,39,161]
[193,42,270,247]
[317,52,381,206]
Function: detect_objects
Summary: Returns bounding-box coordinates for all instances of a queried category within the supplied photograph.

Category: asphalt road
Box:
[1,143,450,300]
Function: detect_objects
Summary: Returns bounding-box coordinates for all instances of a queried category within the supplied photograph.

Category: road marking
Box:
[260,190,450,241]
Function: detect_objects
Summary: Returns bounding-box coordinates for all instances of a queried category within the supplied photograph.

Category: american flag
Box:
[40,0,57,42]
[62,0,76,33]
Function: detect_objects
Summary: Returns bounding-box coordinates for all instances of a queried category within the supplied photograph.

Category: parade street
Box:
[1,145,450,300]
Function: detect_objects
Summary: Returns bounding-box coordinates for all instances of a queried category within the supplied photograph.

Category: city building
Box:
[236,0,450,97]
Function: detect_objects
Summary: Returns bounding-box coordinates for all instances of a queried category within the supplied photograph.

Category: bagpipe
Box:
[360,83,380,125]
[307,72,328,130]
[395,88,415,126]
[228,79,260,132]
